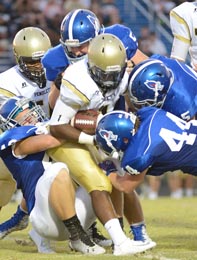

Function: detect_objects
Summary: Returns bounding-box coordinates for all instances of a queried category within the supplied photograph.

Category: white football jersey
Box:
[170,1,197,64]
[50,58,128,125]
[0,65,51,117]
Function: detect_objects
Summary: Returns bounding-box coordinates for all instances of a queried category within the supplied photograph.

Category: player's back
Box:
[102,24,138,59]
[122,107,197,176]
[151,54,197,120]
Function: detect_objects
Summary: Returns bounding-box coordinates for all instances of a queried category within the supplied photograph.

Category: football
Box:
[70,109,103,135]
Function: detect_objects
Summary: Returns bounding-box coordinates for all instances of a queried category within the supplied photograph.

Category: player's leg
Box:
[30,162,105,255]
[99,159,156,250]
[48,143,152,255]
[168,170,183,199]
[109,186,124,228]
[146,175,161,200]
[0,159,29,239]
[183,173,194,197]
[0,198,29,239]
[123,191,156,249]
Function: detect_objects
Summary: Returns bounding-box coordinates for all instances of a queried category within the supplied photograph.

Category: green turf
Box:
[1,197,197,260]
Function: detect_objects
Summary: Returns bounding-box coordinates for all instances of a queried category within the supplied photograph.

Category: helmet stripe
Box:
[68,9,81,40]
[129,60,163,83]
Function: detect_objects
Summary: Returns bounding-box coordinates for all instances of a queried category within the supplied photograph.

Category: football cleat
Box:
[0,205,29,239]
[131,223,156,250]
[87,222,112,247]
[113,237,153,256]
[69,232,106,255]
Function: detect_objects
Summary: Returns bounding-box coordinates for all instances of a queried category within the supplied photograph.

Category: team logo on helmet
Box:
[87,15,100,36]
[144,80,164,92]
[99,129,118,142]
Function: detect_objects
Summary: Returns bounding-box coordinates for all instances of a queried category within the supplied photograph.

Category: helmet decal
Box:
[95,110,136,156]
[87,14,100,36]
[128,58,173,108]
[99,129,118,142]
[145,80,165,92]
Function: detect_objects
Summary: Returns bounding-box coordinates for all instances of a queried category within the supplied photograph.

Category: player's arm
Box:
[170,10,190,62]
[131,49,148,65]
[50,117,95,146]
[48,68,67,110]
[14,134,64,156]
[48,82,60,110]
[49,79,95,145]
[108,169,148,193]
[126,49,148,74]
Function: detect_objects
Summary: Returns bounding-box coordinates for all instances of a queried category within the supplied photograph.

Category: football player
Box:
[42,9,148,109]
[42,8,154,248]
[0,96,105,255]
[170,1,197,71]
[95,108,197,196]
[170,0,197,195]
[128,55,197,120]
[48,33,155,255]
[0,27,54,253]
[127,55,197,199]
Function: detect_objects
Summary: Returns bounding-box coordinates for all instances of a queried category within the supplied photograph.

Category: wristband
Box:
[78,132,94,145]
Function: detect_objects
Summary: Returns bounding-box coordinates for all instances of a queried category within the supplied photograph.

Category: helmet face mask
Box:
[13,27,51,87]
[128,59,173,110]
[17,57,46,86]
[88,34,127,94]
[60,9,101,63]
[89,64,126,93]
[0,96,48,132]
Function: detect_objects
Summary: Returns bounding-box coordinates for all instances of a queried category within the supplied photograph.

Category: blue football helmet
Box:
[128,59,173,109]
[60,9,101,63]
[0,96,47,131]
[95,110,136,158]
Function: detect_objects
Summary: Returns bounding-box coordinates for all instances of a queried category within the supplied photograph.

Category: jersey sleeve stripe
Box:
[170,11,191,42]
[0,88,15,98]
[62,79,90,105]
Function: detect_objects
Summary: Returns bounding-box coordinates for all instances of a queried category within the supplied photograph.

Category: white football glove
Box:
[35,122,49,135]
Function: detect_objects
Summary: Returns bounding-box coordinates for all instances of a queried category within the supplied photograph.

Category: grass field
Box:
[1,197,197,260]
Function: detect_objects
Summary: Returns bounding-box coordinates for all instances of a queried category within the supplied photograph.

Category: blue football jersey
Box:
[42,44,70,81]
[122,107,197,176]
[101,24,138,60]
[0,126,51,214]
[151,54,197,121]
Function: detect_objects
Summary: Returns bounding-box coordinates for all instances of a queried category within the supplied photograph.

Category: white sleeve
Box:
[170,37,190,62]
[49,96,78,125]
[170,9,190,61]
